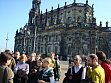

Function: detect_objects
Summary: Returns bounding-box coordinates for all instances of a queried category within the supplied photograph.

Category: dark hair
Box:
[0,52,12,64]
[96,51,106,61]
[5,49,13,56]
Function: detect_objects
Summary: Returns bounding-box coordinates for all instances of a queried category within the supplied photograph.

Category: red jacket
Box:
[101,62,111,83]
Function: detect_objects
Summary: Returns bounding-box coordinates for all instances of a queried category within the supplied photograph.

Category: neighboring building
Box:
[14,0,111,60]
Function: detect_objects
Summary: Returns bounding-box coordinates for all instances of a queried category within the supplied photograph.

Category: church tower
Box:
[28,0,41,25]
[32,0,41,15]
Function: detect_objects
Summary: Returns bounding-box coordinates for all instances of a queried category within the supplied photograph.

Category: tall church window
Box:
[19,45,22,52]
[69,37,71,41]
[68,45,71,55]
[67,17,72,24]
[49,36,51,42]
[41,47,44,53]
[68,11,71,13]
[79,10,82,13]
[28,47,31,53]
[48,46,51,53]
[77,16,84,22]
[60,13,63,23]
[41,37,44,42]
[35,46,37,53]
[55,35,58,42]
[83,44,88,55]
[55,46,58,54]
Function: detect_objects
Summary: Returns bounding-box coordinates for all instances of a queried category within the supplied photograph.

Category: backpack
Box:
[17,69,27,78]
[16,69,28,83]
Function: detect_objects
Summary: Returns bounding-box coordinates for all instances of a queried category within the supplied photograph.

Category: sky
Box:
[0,0,111,52]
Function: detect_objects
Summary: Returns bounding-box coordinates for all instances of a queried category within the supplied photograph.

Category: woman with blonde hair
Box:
[37,57,55,83]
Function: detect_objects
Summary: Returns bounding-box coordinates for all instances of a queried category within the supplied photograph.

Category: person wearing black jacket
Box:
[26,52,38,83]
[63,55,86,83]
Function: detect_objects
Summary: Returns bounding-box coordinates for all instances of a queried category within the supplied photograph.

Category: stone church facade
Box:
[14,0,111,60]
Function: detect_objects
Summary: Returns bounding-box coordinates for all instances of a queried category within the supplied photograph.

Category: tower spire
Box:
[74,0,76,3]
[86,0,88,4]
[58,4,59,8]
[32,0,41,15]
[92,4,94,19]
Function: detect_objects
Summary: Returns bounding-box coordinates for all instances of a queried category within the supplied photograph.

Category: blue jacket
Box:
[14,61,29,74]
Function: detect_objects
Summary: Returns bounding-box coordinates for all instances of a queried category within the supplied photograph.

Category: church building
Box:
[14,0,111,60]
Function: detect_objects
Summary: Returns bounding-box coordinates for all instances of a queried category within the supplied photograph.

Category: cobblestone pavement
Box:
[56,61,68,83]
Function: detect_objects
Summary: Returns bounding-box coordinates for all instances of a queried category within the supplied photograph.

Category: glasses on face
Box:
[73,58,78,61]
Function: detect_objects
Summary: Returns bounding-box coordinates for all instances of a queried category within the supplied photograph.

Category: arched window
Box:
[48,46,51,53]
[41,37,44,42]
[49,36,51,42]
[55,46,58,53]
[41,47,44,53]
[28,47,31,53]
[68,45,71,55]
[55,35,58,42]
[67,17,72,24]
[77,16,84,22]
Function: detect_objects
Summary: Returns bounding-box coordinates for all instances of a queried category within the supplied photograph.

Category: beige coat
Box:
[0,65,14,83]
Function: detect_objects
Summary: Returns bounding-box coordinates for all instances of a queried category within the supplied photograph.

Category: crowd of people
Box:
[0,49,111,83]
[0,50,60,83]
[63,51,111,83]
